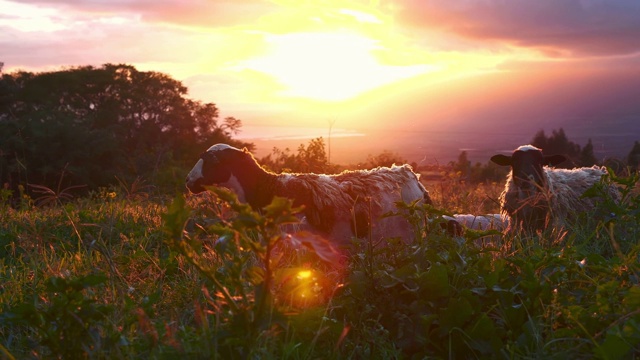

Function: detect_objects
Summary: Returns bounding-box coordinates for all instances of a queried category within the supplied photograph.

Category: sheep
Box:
[442,214,510,236]
[439,214,509,248]
[490,144,619,233]
[186,144,432,248]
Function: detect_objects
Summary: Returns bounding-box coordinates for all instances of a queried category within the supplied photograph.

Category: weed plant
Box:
[0,172,639,359]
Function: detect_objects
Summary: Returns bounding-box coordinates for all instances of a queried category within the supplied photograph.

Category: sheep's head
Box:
[186,144,249,200]
[491,145,566,191]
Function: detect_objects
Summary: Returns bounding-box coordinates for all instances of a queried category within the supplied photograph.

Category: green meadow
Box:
[1,169,639,359]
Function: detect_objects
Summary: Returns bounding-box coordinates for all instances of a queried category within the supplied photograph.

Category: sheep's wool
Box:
[516,144,540,152]
[443,214,509,231]
[500,165,619,232]
[207,143,236,152]
[271,165,429,246]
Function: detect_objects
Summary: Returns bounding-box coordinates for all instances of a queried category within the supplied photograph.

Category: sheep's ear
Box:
[544,155,566,166]
[490,154,512,166]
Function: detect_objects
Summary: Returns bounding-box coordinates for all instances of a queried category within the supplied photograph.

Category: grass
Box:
[1,173,639,359]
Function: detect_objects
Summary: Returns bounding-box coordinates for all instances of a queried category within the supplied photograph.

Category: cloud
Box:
[1,0,274,76]
[7,0,279,28]
[395,0,640,57]
[1,19,209,72]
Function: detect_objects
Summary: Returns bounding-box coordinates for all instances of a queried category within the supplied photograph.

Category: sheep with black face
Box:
[491,144,619,233]
[186,144,432,248]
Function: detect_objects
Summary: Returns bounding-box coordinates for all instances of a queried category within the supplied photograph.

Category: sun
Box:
[207,3,445,103]
[237,31,435,102]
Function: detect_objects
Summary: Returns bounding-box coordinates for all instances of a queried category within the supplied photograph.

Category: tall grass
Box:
[1,173,639,359]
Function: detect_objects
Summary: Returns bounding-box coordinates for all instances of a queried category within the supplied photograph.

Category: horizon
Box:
[3,0,640,164]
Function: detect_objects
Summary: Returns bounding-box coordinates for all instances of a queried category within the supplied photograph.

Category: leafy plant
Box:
[1,273,115,359]
[0,187,13,208]
[27,169,88,247]
[115,175,155,201]
[28,165,86,207]
[163,186,342,358]
[336,193,640,359]
[580,167,640,257]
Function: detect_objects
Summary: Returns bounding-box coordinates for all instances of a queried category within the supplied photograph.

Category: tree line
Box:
[451,128,640,184]
[258,137,410,174]
[260,128,640,185]
[0,64,252,198]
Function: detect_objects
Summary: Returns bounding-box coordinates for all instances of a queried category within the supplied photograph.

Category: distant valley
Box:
[245,114,640,167]
[245,67,640,166]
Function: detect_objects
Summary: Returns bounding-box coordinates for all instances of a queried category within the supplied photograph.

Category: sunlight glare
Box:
[0,0,67,32]
[237,31,437,101]
[338,8,383,24]
[297,270,312,279]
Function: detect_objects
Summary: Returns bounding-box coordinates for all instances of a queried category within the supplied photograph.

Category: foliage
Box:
[628,140,640,172]
[1,171,640,359]
[531,128,604,168]
[429,166,505,214]
[532,128,582,167]
[451,150,471,178]
[261,138,419,176]
[27,165,86,207]
[579,167,640,256]
[361,149,408,169]
[114,176,155,201]
[337,175,640,358]
[163,187,343,358]
[0,64,252,194]
[0,195,173,358]
[1,273,115,359]
[259,137,340,173]
[446,150,509,184]
[580,138,597,167]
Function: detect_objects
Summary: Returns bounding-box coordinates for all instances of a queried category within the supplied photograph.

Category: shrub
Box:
[1,273,115,358]
[163,186,343,358]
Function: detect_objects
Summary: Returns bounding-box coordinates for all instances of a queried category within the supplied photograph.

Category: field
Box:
[1,171,640,359]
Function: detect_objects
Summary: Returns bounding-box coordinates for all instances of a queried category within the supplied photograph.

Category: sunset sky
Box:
[3,0,640,161]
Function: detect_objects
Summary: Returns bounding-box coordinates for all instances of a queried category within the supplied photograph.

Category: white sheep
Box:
[186,144,432,248]
[442,214,510,236]
[440,214,509,248]
[490,144,619,233]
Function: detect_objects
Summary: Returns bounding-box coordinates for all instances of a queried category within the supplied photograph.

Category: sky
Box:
[3,0,640,161]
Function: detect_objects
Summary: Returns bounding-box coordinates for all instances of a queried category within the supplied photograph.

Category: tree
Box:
[531,130,549,152]
[451,151,471,181]
[297,137,331,173]
[627,141,640,172]
[259,138,337,174]
[364,150,407,169]
[0,64,252,192]
[578,138,597,167]
[531,128,581,168]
